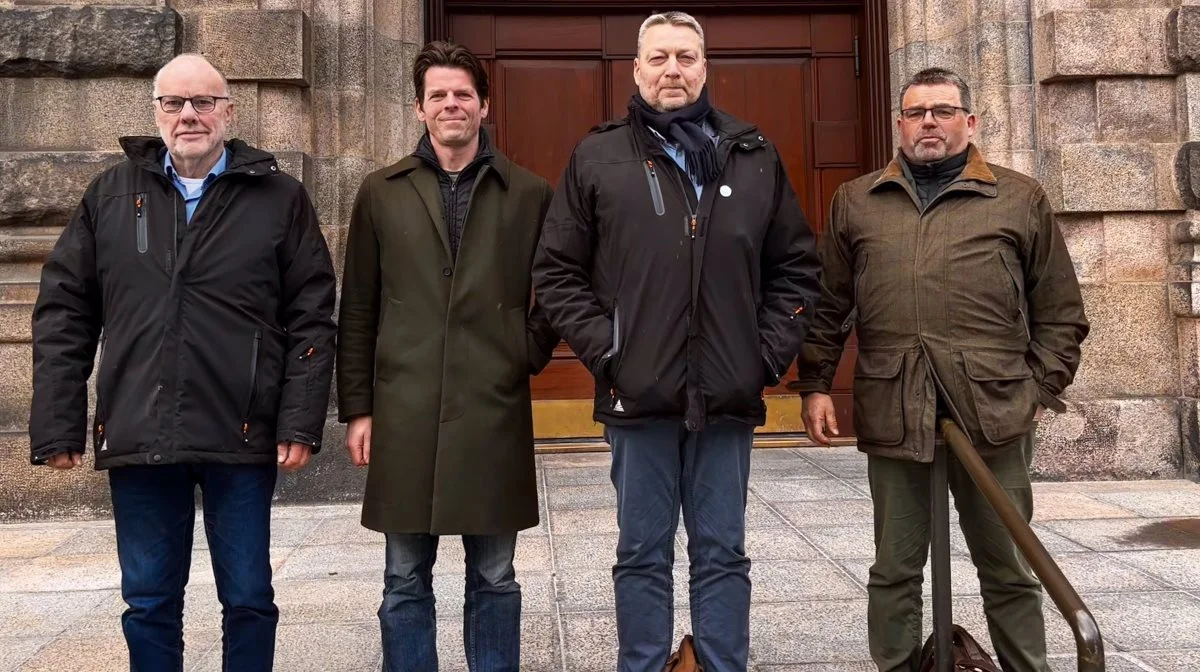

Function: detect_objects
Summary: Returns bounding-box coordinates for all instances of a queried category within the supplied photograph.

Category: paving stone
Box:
[1047,653,1153,671]
[0,526,76,558]
[553,534,619,569]
[560,611,692,672]
[196,623,378,671]
[1040,518,1200,551]
[1088,489,1200,518]
[0,636,49,672]
[0,553,120,593]
[1030,491,1139,521]
[1132,649,1200,670]
[556,567,689,612]
[546,484,616,510]
[751,560,863,601]
[275,543,382,581]
[22,628,218,671]
[750,479,869,502]
[755,664,874,672]
[272,578,379,624]
[747,501,791,529]
[1046,552,1170,593]
[743,528,823,561]
[0,590,113,637]
[300,515,385,545]
[542,452,612,468]
[774,500,876,527]
[550,507,618,535]
[849,552,983,594]
[1108,549,1200,588]
[432,614,560,671]
[430,571,555,616]
[1082,592,1200,650]
[749,601,871,664]
[44,526,117,556]
[800,525,877,560]
[542,466,612,487]
[749,456,830,480]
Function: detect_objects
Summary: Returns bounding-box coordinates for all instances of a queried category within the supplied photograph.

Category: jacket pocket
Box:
[851,349,906,446]
[644,160,666,216]
[853,252,869,303]
[961,349,1036,446]
[134,193,149,254]
[242,330,262,442]
[998,249,1029,340]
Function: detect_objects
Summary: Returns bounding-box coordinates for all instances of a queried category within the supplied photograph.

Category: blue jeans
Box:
[607,420,754,672]
[379,532,521,672]
[108,463,278,672]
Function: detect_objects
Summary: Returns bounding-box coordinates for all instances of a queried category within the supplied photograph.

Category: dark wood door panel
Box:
[494,60,605,185]
[446,6,874,437]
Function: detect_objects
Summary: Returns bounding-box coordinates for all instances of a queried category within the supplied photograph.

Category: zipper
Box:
[134,193,148,254]
[95,334,108,452]
[644,160,666,216]
[1001,253,1031,341]
[242,330,261,442]
[602,302,622,407]
[168,190,178,274]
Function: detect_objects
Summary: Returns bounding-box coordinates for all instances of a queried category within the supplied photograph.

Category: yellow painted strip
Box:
[532,395,809,439]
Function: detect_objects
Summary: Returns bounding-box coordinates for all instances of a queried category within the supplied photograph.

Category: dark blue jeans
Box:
[607,420,754,672]
[379,532,521,672]
[109,463,278,672]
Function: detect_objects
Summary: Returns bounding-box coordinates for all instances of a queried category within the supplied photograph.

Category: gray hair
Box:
[898,67,972,112]
[637,11,705,56]
[152,53,231,98]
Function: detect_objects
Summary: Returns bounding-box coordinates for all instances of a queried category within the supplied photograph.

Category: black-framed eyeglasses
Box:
[900,105,969,122]
[155,95,230,114]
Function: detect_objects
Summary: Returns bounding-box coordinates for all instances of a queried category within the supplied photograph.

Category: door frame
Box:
[425,0,893,172]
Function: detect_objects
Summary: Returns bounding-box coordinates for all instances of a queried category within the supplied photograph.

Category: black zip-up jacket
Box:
[29,137,337,469]
[532,111,822,430]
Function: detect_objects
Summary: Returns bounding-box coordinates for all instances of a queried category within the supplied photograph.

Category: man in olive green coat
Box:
[336,41,558,671]
[795,68,1089,672]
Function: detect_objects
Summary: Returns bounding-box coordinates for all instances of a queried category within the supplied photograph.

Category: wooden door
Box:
[448,7,868,443]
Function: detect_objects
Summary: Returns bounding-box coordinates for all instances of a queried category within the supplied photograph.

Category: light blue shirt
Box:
[164,149,228,223]
[650,121,719,200]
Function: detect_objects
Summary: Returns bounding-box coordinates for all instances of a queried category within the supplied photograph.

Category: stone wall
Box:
[891,0,1200,480]
[3,0,1199,519]
[0,0,425,519]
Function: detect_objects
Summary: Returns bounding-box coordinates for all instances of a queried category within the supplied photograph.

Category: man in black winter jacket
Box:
[28,53,336,671]
[532,11,821,672]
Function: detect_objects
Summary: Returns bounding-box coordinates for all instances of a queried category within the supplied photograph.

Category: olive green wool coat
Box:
[337,149,557,534]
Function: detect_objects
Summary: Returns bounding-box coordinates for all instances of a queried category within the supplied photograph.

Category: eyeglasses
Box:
[900,105,969,122]
[155,95,230,114]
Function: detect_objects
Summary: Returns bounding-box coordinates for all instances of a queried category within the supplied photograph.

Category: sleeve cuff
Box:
[337,398,373,423]
[30,441,85,465]
[1038,387,1067,414]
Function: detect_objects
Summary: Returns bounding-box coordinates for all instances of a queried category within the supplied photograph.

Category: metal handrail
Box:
[938,417,1105,672]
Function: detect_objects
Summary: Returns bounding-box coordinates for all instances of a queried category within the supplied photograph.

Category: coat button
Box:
[152,454,162,463]
[442,267,452,277]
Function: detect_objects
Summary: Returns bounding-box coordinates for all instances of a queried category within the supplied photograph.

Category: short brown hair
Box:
[899,67,972,112]
[412,41,489,103]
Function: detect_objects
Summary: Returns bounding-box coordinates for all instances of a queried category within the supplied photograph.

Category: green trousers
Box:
[866,432,1050,672]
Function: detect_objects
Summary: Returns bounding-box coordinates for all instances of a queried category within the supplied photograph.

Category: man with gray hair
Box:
[796,67,1088,671]
[29,53,337,670]
[533,10,821,671]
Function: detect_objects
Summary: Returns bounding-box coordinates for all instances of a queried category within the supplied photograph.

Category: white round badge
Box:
[720,185,732,198]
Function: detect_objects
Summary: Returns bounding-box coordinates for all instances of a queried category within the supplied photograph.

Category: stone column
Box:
[888,0,1036,173]
[1032,0,1187,479]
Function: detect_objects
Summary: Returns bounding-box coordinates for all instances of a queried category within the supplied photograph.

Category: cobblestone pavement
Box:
[3,446,1200,671]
